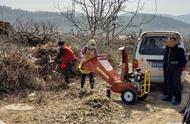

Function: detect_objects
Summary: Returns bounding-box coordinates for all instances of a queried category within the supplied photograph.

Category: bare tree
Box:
[58,0,157,45]
[13,16,58,45]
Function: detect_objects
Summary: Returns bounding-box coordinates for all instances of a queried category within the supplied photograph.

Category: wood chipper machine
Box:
[81,47,150,105]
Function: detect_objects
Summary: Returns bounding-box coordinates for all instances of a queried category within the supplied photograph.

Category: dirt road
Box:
[0,77,189,124]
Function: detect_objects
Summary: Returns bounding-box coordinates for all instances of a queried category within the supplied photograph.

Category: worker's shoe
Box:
[65,80,70,84]
[161,96,172,102]
[64,85,69,89]
[172,100,180,106]
[89,89,94,94]
[80,88,85,93]
[179,109,185,114]
[79,88,85,97]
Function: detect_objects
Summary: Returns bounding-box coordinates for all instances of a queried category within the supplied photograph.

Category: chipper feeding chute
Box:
[81,47,150,105]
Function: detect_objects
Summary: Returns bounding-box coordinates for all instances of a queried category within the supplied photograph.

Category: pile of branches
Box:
[0,42,45,93]
[33,43,57,76]
[0,41,81,93]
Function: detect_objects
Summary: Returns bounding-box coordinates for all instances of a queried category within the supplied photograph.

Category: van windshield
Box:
[139,36,168,55]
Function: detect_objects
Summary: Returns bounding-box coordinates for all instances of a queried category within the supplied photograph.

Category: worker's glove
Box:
[48,55,55,63]
[49,59,55,63]
[81,58,86,63]
[61,63,67,70]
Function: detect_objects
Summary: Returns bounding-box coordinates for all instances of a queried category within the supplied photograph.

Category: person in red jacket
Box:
[55,41,77,86]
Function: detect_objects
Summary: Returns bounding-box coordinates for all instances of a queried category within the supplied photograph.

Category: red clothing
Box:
[60,46,77,70]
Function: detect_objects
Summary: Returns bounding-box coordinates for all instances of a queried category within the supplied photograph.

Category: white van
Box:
[133,31,185,83]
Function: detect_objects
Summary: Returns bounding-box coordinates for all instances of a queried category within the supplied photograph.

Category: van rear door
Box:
[138,36,167,80]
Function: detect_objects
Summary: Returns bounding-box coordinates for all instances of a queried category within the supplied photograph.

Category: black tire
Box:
[106,89,111,98]
[121,88,137,105]
[138,94,148,101]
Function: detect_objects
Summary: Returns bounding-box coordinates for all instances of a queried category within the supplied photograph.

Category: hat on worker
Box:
[58,41,64,46]
[87,39,96,49]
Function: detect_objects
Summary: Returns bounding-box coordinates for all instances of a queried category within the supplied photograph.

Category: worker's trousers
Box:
[80,73,94,89]
[166,67,182,102]
[163,69,168,95]
[58,62,75,84]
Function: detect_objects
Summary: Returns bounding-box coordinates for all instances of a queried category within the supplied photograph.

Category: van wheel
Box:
[121,88,137,105]
[138,94,148,101]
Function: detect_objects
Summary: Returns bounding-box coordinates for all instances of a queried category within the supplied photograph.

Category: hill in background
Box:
[168,14,190,25]
[0,6,190,37]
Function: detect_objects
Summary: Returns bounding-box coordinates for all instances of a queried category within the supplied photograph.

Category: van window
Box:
[139,36,167,55]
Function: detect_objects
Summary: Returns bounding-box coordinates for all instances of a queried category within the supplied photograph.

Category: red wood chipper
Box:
[81,47,150,105]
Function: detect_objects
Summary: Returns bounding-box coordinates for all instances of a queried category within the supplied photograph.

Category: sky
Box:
[0,0,190,15]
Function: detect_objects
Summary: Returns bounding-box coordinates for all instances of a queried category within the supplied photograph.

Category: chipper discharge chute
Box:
[81,47,150,105]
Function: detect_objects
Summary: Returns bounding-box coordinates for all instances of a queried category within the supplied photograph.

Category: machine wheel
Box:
[121,88,137,105]
[138,94,148,101]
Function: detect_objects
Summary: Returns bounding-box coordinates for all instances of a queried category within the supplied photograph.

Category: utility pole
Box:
[72,0,75,17]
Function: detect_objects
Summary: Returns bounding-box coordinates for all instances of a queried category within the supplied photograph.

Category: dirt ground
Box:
[0,76,189,124]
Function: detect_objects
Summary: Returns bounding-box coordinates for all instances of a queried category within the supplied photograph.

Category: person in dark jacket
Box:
[162,36,186,105]
[55,41,77,85]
